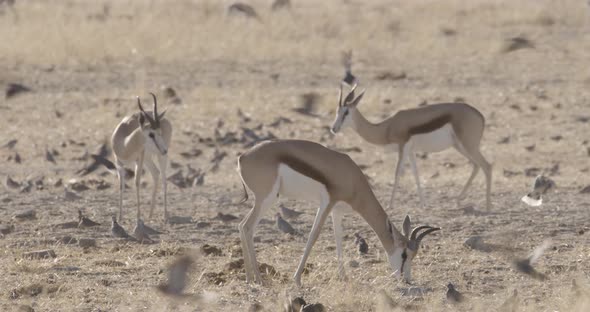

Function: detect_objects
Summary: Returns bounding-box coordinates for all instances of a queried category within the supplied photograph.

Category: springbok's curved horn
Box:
[137,96,145,113]
[344,83,357,104]
[149,92,159,127]
[410,225,434,241]
[414,227,441,244]
[137,96,156,127]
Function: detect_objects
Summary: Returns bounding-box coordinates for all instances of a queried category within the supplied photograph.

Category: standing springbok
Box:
[331,84,492,210]
[111,93,172,221]
[237,139,440,286]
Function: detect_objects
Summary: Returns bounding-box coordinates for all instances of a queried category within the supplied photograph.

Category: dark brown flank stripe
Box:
[407,114,451,136]
[279,155,331,190]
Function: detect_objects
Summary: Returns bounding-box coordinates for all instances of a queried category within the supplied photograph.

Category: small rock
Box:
[78,238,97,248]
[201,244,223,256]
[53,221,79,229]
[301,303,326,312]
[464,236,486,250]
[18,304,35,312]
[248,303,264,312]
[167,216,193,225]
[54,236,78,245]
[195,221,211,229]
[14,209,36,220]
[0,224,15,235]
[23,249,56,260]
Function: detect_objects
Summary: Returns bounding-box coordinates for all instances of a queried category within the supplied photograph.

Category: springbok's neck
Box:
[353,182,395,255]
[350,108,390,145]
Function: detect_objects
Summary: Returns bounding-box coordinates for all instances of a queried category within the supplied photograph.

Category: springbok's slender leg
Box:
[239,207,256,282]
[116,161,126,221]
[239,187,278,284]
[134,152,145,220]
[294,197,335,287]
[388,144,407,209]
[453,140,492,210]
[144,157,160,219]
[470,150,492,210]
[331,207,345,278]
[407,148,426,208]
[158,155,168,220]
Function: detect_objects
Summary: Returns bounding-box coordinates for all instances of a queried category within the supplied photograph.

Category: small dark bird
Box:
[78,210,101,227]
[4,175,20,190]
[1,139,17,149]
[280,204,304,219]
[513,240,550,281]
[293,92,320,117]
[498,289,519,312]
[139,219,163,235]
[133,218,155,244]
[77,143,113,176]
[446,283,465,303]
[111,216,132,239]
[354,232,369,255]
[227,2,261,21]
[271,0,291,11]
[237,108,252,123]
[5,83,31,99]
[521,175,556,206]
[64,187,83,201]
[210,149,227,172]
[215,212,239,223]
[341,50,357,85]
[285,297,306,312]
[13,152,21,163]
[157,255,194,296]
[45,147,56,164]
[301,303,325,312]
[276,213,296,235]
[161,86,177,99]
[502,36,535,53]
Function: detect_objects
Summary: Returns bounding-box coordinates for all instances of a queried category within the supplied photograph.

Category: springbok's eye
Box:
[148,133,155,138]
[343,109,349,118]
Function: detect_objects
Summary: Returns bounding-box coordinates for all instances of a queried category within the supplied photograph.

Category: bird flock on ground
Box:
[2,2,589,311]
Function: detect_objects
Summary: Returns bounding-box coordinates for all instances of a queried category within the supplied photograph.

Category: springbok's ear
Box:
[387,219,405,243]
[158,109,167,120]
[349,90,365,107]
[402,215,411,238]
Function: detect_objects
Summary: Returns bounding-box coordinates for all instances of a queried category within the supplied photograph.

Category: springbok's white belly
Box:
[388,124,455,153]
[277,164,329,204]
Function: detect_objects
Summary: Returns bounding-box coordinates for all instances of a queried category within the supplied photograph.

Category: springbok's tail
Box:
[239,180,249,204]
[237,155,249,204]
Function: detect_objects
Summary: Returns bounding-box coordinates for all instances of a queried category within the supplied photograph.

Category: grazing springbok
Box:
[111,93,172,221]
[237,139,440,286]
[331,83,492,210]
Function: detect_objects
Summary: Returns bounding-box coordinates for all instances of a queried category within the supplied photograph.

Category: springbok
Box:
[237,139,440,286]
[331,84,492,210]
[111,93,172,221]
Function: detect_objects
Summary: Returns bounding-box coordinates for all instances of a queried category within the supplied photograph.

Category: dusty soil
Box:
[0,0,589,311]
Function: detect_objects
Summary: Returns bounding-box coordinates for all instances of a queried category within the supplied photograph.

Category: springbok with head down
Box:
[331,83,492,210]
[111,93,172,221]
[237,139,440,286]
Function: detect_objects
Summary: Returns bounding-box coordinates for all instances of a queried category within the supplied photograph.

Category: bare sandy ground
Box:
[0,0,589,311]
